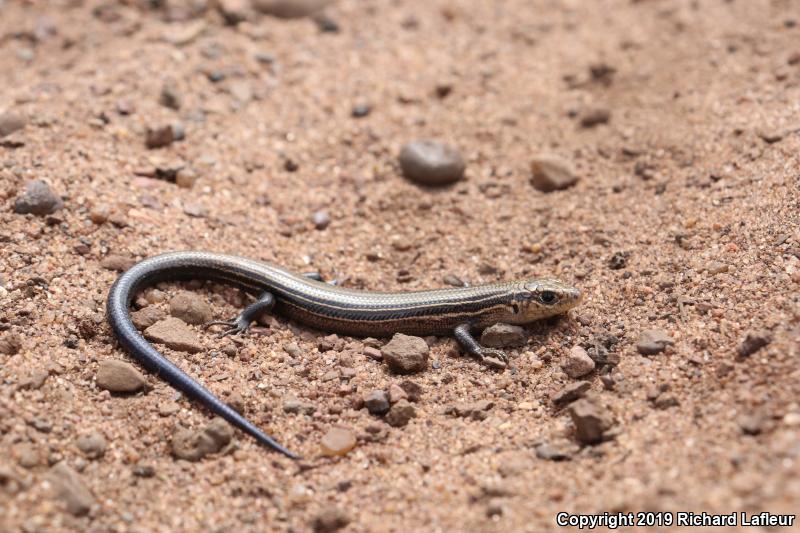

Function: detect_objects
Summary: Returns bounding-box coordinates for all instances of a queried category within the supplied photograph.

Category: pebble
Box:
[100,254,136,272]
[145,317,203,353]
[568,397,613,445]
[757,127,784,144]
[171,417,232,461]
[480,323,526,348]
[217,0,250,24]
[312,210,331,230]
[399,139,466,186]
[145,124,180,149]
[636,329,674,355]
[363,346,383,361]
[132,464,156,478]
[158,401,181,417]
[529,155,579,192]
[253,0,329,19]
[131,306,166,330]
[76,431,107,459]
[48,462,95,516]
[364,390,390,415]
[653,393,679,410]
[535,440,578,461]
[18,369,48,390]
[551,380,591,406]
[311,505,351,533]
[351,103,371,118]
[443,273,466,287]
[159,82,182,110]
[0,332,22,355]
[737,331,771,358]
[579,107,611,128]
[562,346,595,378]
[386,399,416,427]
[608,251,627,270]
[0,110,26,137]
[96,359,146,392]
[320,427,357,456]
[387,383,408,404]
[739,413,765,435]
[445,400,494,421]
[16,443,40,468]
[283,395,316,415]
[381,333,429,373]
[13,180,64,216]
[399,380,422,402]
[169,291,213,325]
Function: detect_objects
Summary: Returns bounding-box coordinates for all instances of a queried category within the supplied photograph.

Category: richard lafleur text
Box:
[555,511,796,529]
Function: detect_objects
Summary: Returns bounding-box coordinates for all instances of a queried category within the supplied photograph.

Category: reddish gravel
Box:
[1,0,799,531]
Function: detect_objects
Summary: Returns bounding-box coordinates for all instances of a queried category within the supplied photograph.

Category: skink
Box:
[106,251,582,458]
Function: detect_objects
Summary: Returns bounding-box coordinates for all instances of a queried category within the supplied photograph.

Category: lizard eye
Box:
[539,291,558,305]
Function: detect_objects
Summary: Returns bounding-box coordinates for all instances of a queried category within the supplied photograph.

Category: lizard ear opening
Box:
[511,303,521,314]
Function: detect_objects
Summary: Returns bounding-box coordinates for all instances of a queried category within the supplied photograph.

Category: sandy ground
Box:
[1,0,799,531]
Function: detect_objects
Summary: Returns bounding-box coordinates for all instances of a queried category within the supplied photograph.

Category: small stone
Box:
[653,393,679,410]
[399,139,466,186]
[579,107,611,128]
[636,329,674,355]
[159,82,182,110]
[351,103,371,118]
[48,462,95,516]
[486,500,504,518]
[18,369,48,390]
[569,398,613,445]
[217,0,251,24]
[169,292,213,325]
[363,346,383,361]
[283,395,316,415]
[320,427,357,456]
[13,180,63,216]
[145,124,177,149]
[132,464,156,478]
[100,254,135,272]
[445,400,494,421]
[131,306,166,330]
[0,111,26,137]
[535,440,578,461]
[443,273,465,287]
[551,380,591,406]
[364,390,390,415]
[757,127,784,144]
[737,331,771,358]
[253,0,330,19]
[399,380,422,402]
[381,333,429,374]
[562,346,595,378]
[0,332,22,355]
[171,417,232,461]
[76,431,107,459]
[387,383,408,403]
[145,317,203,353]
[175,168,198,189]
[311,505,350,533]
[15,443,40,468]
[608,251,627,270]
[313,13,340,32]
[530,155,579,192]
[312,210,331,230]
[481,323,527,348]
[739,413,764,435]
[96,359,146,393]
[182,202,206,218]
[386,399,416,427]
[284,342,304,358]
[158,402,181,417]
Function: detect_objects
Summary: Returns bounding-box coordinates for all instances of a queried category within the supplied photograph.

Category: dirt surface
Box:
[1,0,799,531]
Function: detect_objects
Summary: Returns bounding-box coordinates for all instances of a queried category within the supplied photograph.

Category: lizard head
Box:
[503,279,582,324]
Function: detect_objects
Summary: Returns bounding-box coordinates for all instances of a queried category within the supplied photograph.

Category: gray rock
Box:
[283,395,316,415]
[386,399,416,427]
[100,254,136,272]
[171,417,232,461]
[144,317,203,353]
[364,390,390,415]
[169,291,213,325]
[159,82,182,110]
[0,110,26,137]
[530,155,579,192]
[481,323,526,348]
[312,210,331,230]
[13,180,63,216]
[636,329,674,355]
[444,400,494,421]
[551,380,591,406]
[737,331,771,358]
[399,139,465,186]
[535,440,578,461]
[311,505,350,533]
[579,107,611,128]
[253,0,331,19]
[96,359,146,393]
[569,397,613,445]
[562,346,595,378]
[48,462,95,516]
[76,431,107,459]
[381,333,429,373]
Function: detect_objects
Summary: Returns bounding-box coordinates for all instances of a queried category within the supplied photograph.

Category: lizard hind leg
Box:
[206,291,275,337]
[453,323,508,370]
